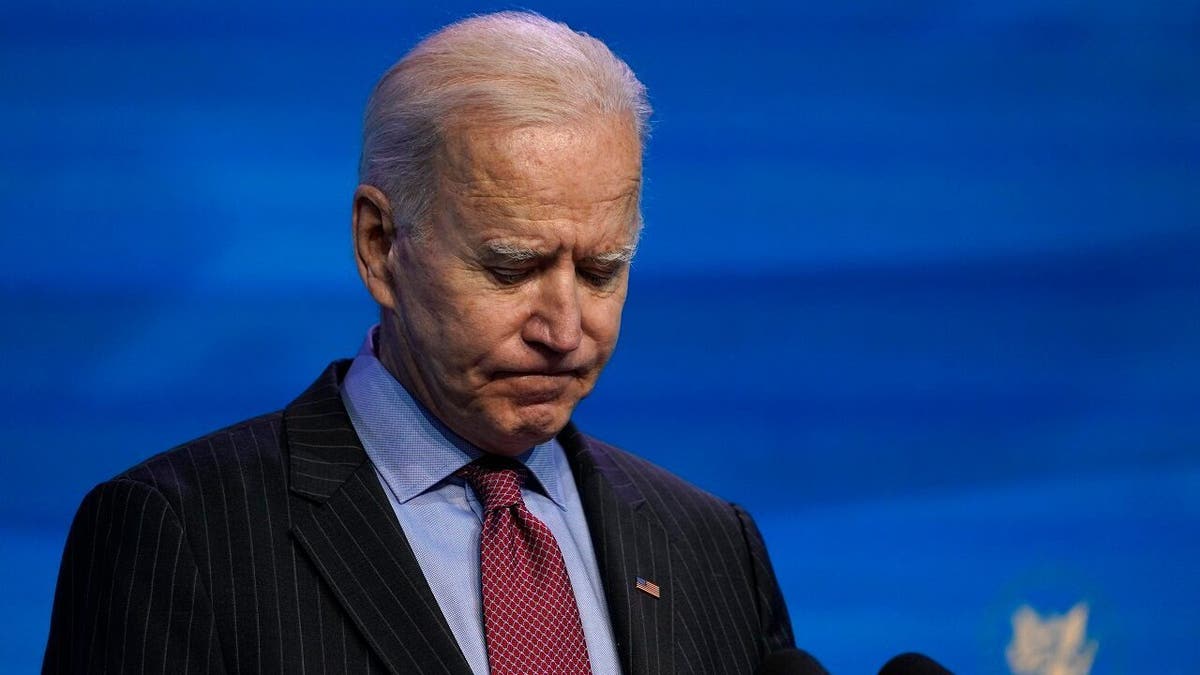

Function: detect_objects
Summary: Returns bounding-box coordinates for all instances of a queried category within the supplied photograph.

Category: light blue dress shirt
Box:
[339,328,621,675]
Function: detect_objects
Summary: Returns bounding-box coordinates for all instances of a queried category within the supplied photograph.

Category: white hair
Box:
[358,11,652,238]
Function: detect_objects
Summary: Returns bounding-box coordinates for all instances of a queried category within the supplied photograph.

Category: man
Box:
[44,12,794,674]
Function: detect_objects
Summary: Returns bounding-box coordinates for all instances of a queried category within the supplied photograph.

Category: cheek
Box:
[462,292,529,334]
[583,295,626,350]
[436,293,531,368]
[404,277,489,363]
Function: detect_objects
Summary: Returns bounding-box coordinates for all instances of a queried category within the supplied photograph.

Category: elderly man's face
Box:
[375,118,641,456]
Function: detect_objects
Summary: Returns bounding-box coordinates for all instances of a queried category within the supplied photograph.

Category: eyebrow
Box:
[585,246,637,266]
[482,242,638,266]
[483,242,541,263]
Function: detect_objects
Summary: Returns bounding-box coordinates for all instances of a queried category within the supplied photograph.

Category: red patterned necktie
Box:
[457,459,592,675]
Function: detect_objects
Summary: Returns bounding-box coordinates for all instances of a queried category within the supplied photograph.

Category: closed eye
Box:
[490,267,534,285]
[579,265,624,287]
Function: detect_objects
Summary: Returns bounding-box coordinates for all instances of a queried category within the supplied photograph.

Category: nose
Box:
[523,265,583,354]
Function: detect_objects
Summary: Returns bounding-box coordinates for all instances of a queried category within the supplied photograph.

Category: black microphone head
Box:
[757,647,830,675]
[878,652,953,675]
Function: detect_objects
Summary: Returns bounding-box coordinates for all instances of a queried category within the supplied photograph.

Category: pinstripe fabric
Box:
[562,427,795,675]
[44,361,794,674]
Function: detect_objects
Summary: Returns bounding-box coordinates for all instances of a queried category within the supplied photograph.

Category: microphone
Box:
[878,652,953,674]
[756,648,830,675]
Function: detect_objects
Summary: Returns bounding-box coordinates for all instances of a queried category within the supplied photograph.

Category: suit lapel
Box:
[561,424,676,675]
[282,363,674,674]
[285,362,472,675]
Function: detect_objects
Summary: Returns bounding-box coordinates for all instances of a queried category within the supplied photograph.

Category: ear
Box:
[352,184,399,310]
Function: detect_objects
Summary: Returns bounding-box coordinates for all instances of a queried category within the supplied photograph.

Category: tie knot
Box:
[457,458,527,511]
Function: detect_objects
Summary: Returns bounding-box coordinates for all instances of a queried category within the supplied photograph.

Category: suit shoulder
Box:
[112,410,287,503]
[581,433,740,521]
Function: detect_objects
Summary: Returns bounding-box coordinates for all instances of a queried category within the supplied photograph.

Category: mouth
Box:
[490,371,581,403]
[492,368,581,379]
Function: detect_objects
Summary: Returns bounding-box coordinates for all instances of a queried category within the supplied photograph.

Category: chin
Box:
[486,400,575,455]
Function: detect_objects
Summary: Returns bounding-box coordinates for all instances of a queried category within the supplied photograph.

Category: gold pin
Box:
[635,576,661,598]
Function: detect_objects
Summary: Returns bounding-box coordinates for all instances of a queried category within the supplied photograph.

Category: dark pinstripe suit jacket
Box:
[44,361,794,674]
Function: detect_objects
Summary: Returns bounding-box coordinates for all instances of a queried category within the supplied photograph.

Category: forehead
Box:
[434,118,643,228]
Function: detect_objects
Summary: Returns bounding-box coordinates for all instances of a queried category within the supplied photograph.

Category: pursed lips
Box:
[490,365,587,379]
[489,369,587,399]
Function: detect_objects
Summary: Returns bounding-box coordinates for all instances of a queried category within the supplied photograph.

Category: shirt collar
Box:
[339,326,568,509]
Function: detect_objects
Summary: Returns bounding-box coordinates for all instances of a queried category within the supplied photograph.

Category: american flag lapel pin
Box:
[635,576,661,599]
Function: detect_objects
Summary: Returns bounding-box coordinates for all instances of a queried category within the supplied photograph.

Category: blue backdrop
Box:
[2,1,1197,672]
